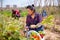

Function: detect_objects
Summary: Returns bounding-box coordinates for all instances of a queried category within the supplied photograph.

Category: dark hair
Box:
[32,4,34,7]
[26,5,35,12]
[12,9,14,11]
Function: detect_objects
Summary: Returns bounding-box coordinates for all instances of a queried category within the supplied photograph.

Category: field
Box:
[0,7,60,40]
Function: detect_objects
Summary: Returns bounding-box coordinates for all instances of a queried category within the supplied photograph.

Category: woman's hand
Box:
[25,26,29,31]
[30,25,36,28]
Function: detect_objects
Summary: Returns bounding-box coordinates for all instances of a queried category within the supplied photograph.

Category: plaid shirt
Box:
[26,12,42,28]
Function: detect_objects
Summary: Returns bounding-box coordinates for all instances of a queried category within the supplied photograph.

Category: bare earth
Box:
[44,29,60,40]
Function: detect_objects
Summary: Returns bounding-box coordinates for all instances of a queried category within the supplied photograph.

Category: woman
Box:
[12,9,16,17]
[15,9,20,19]
[12,9,20,19]
[25,5,44,32]
[42,10,47,19]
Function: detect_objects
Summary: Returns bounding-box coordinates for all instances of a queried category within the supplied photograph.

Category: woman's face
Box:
[27,9,33,15]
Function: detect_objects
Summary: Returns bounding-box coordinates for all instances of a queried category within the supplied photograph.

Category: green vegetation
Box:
[0,7,60,40]
[0,14,27,40]
[21,10,28,17]
[0,10,12,17]
[0,10,28,17]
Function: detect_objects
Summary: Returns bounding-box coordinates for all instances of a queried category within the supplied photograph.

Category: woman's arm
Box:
[38,14,43,23]
[26,16,30,27]
[36,14,43,27]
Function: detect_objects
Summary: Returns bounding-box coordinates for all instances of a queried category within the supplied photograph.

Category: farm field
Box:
[0,7,60,40]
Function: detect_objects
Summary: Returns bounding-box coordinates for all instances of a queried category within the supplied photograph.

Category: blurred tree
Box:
[44,0,49,6]
[0,0,3,13]
[34,0,37,7]
[1,0,3,9]
[39,0,42,7]
[34,0,42,7]
[57,0,60,6]
[49,0,51,6]
[53,0,54,6]
[44,0,55,7]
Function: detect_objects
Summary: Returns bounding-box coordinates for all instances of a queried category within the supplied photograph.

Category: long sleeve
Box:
[26,16,30,27]
[38,14,42,23]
